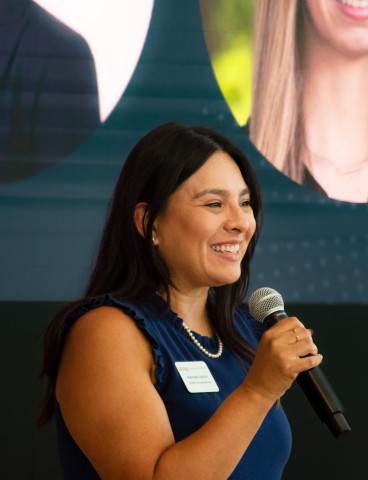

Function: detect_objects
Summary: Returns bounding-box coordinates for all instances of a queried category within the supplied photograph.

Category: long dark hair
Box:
[37,123,263,426]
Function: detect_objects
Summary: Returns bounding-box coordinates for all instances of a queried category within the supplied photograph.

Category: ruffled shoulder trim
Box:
[63,295,166,389]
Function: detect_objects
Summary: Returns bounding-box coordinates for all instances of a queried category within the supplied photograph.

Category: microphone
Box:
[249,287,351,439]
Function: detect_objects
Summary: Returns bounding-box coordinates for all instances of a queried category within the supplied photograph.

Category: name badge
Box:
[175,361,219,393]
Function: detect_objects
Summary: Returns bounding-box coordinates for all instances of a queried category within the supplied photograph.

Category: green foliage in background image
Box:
[199,0,254,126]
[212,36,252,127]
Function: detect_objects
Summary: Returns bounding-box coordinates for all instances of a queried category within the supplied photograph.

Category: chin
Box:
[210,272,241,288]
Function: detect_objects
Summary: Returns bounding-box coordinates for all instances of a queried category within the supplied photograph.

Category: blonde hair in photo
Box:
[250,0,307,183]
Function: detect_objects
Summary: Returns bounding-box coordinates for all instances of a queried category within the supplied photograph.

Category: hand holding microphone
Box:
[248,287,351,439]
[243,313,321,404]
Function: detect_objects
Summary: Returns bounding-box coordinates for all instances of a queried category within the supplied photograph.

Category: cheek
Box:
[305,0,325,23]
[158,215,209,258]
[247,214,257,239]
[183,214,216,243]
[305,1,330,37]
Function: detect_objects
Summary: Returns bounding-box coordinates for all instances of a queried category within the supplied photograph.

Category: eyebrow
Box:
[193,188,249,199]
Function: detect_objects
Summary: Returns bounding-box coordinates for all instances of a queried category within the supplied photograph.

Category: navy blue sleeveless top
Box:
[54,295,292,479]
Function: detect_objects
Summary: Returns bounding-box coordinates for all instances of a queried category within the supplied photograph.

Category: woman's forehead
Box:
[180,151,247,194]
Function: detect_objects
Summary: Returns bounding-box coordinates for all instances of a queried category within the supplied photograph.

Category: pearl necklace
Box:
[182,321,223,359]
[155,291,223,359]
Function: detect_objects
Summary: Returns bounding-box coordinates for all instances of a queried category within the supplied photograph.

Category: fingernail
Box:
[320,354,323,360]
[309,329,314,336]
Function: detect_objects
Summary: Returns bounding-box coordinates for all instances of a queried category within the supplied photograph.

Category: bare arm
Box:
[56,306,321,480]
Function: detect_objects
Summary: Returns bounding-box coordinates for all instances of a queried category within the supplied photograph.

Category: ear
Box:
[134,202,159,245]
[134,202,149,239]
[151,222,159,246]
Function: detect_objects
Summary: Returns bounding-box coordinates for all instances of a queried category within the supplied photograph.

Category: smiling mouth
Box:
[211,244,240,254]
[337,0,368,7]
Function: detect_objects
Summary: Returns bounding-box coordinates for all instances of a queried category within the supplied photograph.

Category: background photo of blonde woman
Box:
[200,0,368,203]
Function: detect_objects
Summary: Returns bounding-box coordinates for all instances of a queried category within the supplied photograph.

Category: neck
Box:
[304,148,368,203]
[302,27,368,166]
[160,287,213,337]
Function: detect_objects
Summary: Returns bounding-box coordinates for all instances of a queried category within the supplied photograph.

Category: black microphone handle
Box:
[263,310,351,439]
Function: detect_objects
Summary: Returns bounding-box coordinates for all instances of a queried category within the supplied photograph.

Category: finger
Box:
[268,316,305,335]
[297,353,323,372]
[286,327,312,345]
[292,336,319,357]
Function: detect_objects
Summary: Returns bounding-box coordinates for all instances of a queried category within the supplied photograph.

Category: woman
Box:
[37,123,322,479]
[250,0,368,203]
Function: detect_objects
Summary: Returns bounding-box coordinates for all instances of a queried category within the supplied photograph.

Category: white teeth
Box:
[211,244,240,253]
[337,0,368,7]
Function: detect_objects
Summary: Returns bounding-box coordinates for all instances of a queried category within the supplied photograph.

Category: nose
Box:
[224,204,251,233]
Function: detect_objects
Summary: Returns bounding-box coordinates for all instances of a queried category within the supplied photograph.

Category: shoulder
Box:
[56,295,167,390]
[61,295,163,345]
[63,295,152,335]
[234,304,266,342]
[69,304,134,331]
[26,2,93,58]
[61,294,166,348]
[67,305,134,339]
[63,304,151,360]
[234,303,259,324]
[57,304,154,397]
[58,305,152,377]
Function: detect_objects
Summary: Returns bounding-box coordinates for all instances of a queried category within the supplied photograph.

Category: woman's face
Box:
[153,151,256,293]
[305,0,368,57]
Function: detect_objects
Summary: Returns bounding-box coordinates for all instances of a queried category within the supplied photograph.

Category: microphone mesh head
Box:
[249,287,284,323]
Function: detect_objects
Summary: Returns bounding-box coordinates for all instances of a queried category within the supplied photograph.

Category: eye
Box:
[204,201,222,208]
[240,200,251,207]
